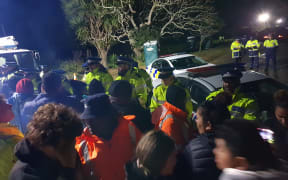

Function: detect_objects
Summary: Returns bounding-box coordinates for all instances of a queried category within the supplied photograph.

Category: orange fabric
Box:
[0,123,24,141]
[156,102,191,147]
[75,115,142,180]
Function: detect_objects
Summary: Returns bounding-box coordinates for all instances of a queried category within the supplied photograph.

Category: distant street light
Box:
[258,13,270,23]
[276,18,283,24]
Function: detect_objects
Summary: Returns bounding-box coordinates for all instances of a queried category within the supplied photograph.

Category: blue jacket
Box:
[8,93,35,133]
[179,133,221,180]
[21,93,84,133]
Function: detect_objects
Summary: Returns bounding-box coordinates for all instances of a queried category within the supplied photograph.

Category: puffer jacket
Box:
[178,132,221,180]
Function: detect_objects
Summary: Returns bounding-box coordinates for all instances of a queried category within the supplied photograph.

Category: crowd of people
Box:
[0,55,288,180]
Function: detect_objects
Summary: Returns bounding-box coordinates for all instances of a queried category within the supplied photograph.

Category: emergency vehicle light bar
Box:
[0,36,18,50]
[187,63,246,77]
[159,52,186,58]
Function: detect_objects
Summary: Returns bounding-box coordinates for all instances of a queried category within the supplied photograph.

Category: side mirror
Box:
[33,51,40,61]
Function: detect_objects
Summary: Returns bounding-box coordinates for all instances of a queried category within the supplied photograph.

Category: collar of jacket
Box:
[92,68,100,74]
[0,123,24,139]
[219,87,241,102]
[163,102,187,120]
[161,78,179,88]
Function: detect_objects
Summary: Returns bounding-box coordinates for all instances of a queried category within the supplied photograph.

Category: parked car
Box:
[175,64,288,123]
[146,53,214,80]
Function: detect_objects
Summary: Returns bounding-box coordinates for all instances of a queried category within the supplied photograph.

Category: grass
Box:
[192,45,231,64]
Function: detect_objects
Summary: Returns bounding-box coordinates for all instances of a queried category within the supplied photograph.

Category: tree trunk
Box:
[128,32,143,58]
[94,41,110,68]
[98,49,109,68]
[199,36,205,52]
[133,47,142,58]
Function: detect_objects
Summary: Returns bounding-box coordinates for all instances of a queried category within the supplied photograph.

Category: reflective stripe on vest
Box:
[152,95,165,105]
[159,114,174,129]
[78,140,90,163]
[233,51,240,58]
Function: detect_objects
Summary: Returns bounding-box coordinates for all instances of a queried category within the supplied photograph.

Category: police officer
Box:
[116,56,148,108]
[206,69,258,121]
[149,66,193,119]
[84,57,113,92]
[231,39,244,64]
[264,34,279,73]
[245,36,260,70]
[131,60,153,107]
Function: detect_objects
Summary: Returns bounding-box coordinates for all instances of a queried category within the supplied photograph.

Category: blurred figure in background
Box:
[264,34,279,73]
[125,130,177,180]
[245,36,260,70]
[116,56,148,108]
[0,95,23,180]
[9,104,84,180]
[8,78,35,133]
[84,57,113,92]
[230,38,244,64]
[214,120,288,180]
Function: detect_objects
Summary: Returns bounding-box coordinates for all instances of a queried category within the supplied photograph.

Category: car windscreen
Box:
[0,52,35,70]
[169,56,208,70]
[240,78,288,121]
[15,52,35,69]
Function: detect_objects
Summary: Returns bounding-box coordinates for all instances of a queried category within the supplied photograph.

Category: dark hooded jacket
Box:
[9,139,81,180]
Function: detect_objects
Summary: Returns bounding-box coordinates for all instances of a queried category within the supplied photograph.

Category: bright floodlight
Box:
[258,13,270,23]
[276,18,283,24]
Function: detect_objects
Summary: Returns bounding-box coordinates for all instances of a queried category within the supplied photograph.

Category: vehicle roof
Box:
[0,49,31,54]
[177,70,268,89]
[159,54,194,61]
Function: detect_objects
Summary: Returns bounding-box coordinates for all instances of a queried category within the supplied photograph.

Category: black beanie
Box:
[109,80,132,99]
[166,85,186,108]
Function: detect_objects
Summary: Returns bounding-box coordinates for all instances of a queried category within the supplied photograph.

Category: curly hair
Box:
[26,103,83,147]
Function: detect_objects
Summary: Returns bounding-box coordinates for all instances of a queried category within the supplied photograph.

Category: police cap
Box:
[157,66,175,79]
[116,56,133,65]
[86,57,102,65]
[222,69,243,79]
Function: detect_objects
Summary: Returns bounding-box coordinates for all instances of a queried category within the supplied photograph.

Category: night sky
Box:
[0,0,287,61]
